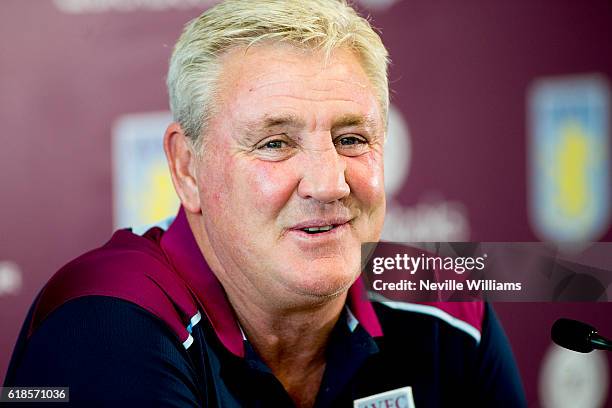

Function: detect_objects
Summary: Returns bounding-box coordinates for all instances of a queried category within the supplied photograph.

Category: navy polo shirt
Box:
[5,209,526,406]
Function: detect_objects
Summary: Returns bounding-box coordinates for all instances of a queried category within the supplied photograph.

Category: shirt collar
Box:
[160,207,383,358]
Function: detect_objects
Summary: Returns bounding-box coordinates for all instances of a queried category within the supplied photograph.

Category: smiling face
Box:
[190,43,386,308]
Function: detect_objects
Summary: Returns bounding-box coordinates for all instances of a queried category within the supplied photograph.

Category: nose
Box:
[297,145,350,204]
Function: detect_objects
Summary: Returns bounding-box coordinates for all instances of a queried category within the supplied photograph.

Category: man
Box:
[5,0,526,406]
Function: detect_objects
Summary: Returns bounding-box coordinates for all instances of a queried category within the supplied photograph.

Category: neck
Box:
[232,290,347,408]
[234,289,347,364]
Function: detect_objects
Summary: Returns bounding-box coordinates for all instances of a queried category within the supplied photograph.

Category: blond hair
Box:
[167,0,390,151]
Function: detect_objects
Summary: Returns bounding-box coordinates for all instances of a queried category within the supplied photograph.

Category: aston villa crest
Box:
[528,75,610,243]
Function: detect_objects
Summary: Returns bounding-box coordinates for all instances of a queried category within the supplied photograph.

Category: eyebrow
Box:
[241,112,380,141]
[245,114,306,133]
[331,114,379,133]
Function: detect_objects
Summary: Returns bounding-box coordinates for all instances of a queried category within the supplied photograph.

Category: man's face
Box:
[194,44,385,305]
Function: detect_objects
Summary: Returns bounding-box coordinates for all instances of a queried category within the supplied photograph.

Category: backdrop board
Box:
[1,1,611,406]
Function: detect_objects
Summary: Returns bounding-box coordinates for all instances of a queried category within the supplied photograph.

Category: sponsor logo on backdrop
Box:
[354,0,401,11]
[112,112,180,230]
[382,105,470,241]
[539,343,609,408]
[54,0,401,14]
[54,0,218,13]
[528,75,610,243]
[0,261,22,297]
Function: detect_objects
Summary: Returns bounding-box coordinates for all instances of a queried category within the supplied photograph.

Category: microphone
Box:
[551,318,612,353]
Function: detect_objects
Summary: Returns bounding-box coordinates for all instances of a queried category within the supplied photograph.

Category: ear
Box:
[163,122,201,214]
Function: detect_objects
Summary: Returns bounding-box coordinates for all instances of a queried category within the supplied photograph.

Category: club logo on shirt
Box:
[353,386,415,408]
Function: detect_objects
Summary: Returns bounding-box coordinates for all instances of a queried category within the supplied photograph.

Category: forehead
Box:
[213,43,383,131]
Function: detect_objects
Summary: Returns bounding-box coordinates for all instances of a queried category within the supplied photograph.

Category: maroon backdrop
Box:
[1,1,611,406]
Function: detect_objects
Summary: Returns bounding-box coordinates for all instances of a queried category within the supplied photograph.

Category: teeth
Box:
[303,225,334,233]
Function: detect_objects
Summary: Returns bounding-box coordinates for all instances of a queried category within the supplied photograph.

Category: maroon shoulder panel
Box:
[28,228,200,348]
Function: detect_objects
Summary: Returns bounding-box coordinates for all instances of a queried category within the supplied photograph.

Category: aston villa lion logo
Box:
[528,75,610,243]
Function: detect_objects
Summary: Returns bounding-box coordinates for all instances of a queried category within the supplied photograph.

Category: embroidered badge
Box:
[353,386,415,408]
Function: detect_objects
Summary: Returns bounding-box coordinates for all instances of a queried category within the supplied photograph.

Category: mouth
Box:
[288,218,352,239]
[300,225,338,235]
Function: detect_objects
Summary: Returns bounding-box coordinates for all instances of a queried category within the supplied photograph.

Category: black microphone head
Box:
[551,318,597,353]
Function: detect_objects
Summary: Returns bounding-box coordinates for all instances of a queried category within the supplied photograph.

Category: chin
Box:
[287,265,360,300]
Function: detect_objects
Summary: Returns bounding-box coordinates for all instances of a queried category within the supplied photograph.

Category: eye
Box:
[258,139,287,150]
[336,135,366,146]
[254,137,296,161]
[334,134,369,157]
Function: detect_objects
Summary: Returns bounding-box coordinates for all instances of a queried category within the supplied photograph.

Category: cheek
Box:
[346,152,385,205]
[237,160,298,213]
[197,148,235,213]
